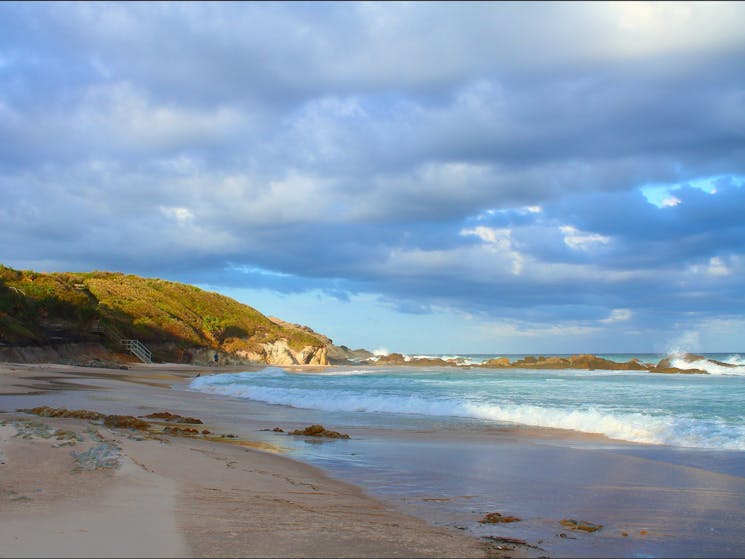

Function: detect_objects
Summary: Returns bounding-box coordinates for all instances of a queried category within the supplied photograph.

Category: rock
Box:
[253,339,330,366]
[103,415,150,430]
[481,354,648,371]
[19,406,105,421]
[304,345,328,365]
[481,357,510,368]
[72,442,121,470]
[145,411,203,424]
[559,518,603,532]
[289,424,350,439]
[163,425,200,435]
[479,512,521,523]
[326,345,374,364]
[372,354,456,367]
[374,353,407,365]
[265,339,297,365]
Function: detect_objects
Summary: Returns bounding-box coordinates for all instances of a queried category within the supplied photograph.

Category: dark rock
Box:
[163,425,200,435]
[479,512,521,523]
[289,424,350,439]
[19,406,105,421]
[144,411,203,424]
[559,518,603,532]
[103,415,149,430]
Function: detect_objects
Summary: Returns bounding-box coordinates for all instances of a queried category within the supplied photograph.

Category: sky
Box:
[1,2,744,355]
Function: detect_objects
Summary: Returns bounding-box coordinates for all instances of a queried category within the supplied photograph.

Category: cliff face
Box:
[234,340,328,366]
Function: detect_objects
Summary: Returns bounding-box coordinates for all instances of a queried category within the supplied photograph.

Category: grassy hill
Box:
[0,265,326,362]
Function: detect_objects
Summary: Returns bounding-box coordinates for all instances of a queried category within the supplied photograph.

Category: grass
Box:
[0,265,325,352]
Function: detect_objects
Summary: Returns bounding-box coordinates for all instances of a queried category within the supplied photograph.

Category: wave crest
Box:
[188,375,745,450]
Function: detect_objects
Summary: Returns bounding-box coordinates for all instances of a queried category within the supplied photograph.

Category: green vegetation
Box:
[0,265,324,353]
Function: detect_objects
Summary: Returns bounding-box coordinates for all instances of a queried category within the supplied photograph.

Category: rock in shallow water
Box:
[289,424,350,439]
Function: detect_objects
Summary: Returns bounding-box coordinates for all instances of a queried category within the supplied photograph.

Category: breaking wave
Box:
[189,371,745,451]
[668,354,745,376]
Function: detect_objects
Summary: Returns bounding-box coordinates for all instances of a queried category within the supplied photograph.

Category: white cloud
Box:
[689,256,732,277]
[74,82,247,151]
[460,226,524,275]
[559,226,610,250]
[707,257,731,277]
[601,308,632,324]
[160,206,194,223]
[478,320,600,339]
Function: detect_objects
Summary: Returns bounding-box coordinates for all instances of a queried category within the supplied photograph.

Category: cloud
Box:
[601,309,633,324]
[559,226,611,251]
[2,2,745,350]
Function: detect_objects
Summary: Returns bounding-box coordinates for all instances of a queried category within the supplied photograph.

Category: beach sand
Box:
[0,362,504,558]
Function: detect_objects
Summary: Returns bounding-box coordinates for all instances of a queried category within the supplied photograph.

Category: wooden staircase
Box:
[93,321,153,363]
[120,338,153,363]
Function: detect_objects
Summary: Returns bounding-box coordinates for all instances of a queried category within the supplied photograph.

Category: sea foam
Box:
[189,370,745,451]
[669,355,745,376]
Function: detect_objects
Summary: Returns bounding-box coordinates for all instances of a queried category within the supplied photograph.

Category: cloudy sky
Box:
[2,2,744,354]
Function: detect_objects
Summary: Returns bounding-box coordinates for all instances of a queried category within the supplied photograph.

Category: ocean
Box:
[189,352,745,451]
[187,352,745,557]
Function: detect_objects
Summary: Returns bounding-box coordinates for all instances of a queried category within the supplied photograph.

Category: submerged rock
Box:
[479,512,521,523]
[559,518,603,532]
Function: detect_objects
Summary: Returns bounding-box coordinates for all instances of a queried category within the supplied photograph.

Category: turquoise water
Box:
[190,353,745,450]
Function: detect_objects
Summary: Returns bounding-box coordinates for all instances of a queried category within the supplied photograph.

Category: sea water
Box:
[189,353,745,451]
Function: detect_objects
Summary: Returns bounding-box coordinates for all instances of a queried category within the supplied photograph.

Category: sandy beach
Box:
[0,362,501,558]
[3,361,745,558]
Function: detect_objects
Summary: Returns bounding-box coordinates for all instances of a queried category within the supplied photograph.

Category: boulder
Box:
[479,512,521,523]
[559,519,603,533]
[289,424,350,439]
[480,357,510,368]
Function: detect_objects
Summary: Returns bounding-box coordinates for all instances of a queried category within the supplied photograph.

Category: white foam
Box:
[670,357,745,376]
[724,354,745,366]
[295,368,379,377]
[188,377,745,451]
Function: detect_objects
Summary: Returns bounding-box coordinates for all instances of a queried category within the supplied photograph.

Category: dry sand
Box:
[0,362,506,558]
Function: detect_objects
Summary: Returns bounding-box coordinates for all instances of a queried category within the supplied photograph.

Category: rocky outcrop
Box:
[326,344,374,364]
[481,357,510,368]
[373,353,458,367]
[479,354,650,371]
[650,352,732,374]
[234,339,328,366]
[289,424,350,439]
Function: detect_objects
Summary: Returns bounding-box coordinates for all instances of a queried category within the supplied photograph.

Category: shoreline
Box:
[0,362,514,558]
[3,361,745,558]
